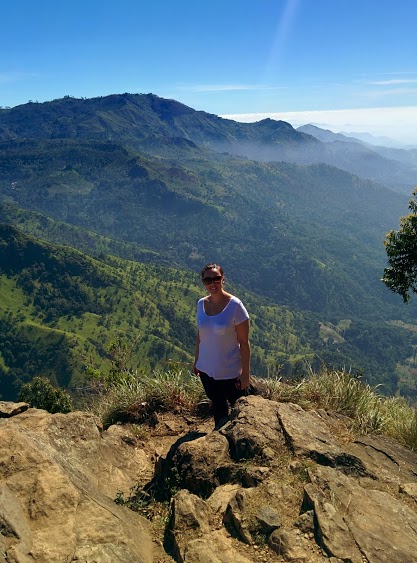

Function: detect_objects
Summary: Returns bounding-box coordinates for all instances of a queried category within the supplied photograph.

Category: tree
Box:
[382,187,417,302]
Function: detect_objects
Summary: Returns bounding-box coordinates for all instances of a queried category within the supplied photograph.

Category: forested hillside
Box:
[0,137,412,319]
[1,224,416,401]
[1,93,417,398]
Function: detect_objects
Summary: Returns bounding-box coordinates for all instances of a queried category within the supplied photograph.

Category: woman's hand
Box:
[235,320,250,390]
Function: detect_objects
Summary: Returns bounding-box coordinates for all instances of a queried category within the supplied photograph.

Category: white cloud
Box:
[220,106,417,144]
[177,84,286,93]
[362,88,417,98]
[367,79,417,85]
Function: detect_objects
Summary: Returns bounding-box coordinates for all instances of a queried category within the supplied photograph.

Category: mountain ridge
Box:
[1,93,416,192]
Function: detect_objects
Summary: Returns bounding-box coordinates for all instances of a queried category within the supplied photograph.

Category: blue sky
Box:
[1,0,417,142]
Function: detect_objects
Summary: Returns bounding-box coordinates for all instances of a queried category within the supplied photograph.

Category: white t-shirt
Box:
[196,296,249,380]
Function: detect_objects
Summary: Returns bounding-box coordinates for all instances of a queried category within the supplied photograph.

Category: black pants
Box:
[199,372,246,426]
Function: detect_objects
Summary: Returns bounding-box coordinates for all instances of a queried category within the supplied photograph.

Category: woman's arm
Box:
[193,331,200,376]
[236,319,250,389]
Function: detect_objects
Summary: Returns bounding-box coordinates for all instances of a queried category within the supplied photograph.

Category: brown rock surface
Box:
[0,406,156,562]
[2,394,417,562]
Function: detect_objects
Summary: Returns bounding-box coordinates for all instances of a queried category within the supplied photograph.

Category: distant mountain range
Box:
[298,124,417,169]
[1,93,416,193]
[1,93,417,398]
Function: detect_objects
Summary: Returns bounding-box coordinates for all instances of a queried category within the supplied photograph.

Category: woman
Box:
[193,263,251,429]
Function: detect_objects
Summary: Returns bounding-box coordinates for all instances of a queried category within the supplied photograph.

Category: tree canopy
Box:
[383,187,417,302]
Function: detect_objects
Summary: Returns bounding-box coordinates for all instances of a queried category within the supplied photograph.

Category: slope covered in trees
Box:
[0,137,412,320]
[1,224,416,401]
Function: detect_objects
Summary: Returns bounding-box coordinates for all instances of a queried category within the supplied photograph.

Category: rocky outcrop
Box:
[0,405,157,562]
[162,396,417,562]
[2,395,417,562]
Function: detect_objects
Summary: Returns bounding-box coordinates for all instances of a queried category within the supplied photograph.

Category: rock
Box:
[276,402,368,474]
[183,529,253,563]
[347,433,417,485]
[169,491,253,563]
[304,464,417,562]
[171,431,234,498]
[400,482,417,501]
[0,407,155,562]
[223,395,286,461]
[239,465,271,487]
[207,483,242,514]
[0,401,29,418]
[3,391,417,562]
[294,510,315,534]
[256,505,281,534]
[223,488,254,544]
[268,527,309,560]
[170,489,211,534]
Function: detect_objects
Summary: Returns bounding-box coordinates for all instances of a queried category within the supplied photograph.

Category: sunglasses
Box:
[202,275,222,285]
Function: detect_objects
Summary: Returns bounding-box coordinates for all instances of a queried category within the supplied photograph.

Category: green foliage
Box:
[383,187,417,302]
[3,93,417,407]
[0,314,77,400]
[19,376,73,413]
[85,335,141,389]
[0,134,411,321]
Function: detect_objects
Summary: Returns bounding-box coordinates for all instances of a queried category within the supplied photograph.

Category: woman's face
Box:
[202,268,223,293]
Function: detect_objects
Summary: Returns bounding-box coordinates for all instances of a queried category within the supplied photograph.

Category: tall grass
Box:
[90,366,417,451]
[90,368,207,427]
[262,368,417,450]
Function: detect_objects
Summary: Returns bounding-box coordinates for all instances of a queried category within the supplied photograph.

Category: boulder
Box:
[256,505,281,534]
[169,490,252,563]
[182,529,253,563]
[268,527,310,560]
[0,405,155,562]
[171,431,235,498]
[223,488,254,544]
[304,464,417,562]
[0,401,29,418]
[3,391,417,562]
[223,395,286,460]
[347,433,417,485]
[276,402,368,474]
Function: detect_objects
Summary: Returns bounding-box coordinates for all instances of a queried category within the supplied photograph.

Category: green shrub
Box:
[19,376,73,413]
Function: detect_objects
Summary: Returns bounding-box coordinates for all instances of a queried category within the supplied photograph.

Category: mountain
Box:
[340,130,417,149]
[2,223,417,399]
[2,93,417,397]
[0,223,318,400]
[0,136,411,319]
[299,123,417,171]
[297,124,364,144]
[1,94,416,193]
[0,94,416,194]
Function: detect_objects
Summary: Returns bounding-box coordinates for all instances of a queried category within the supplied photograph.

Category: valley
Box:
[1,93,417,401]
